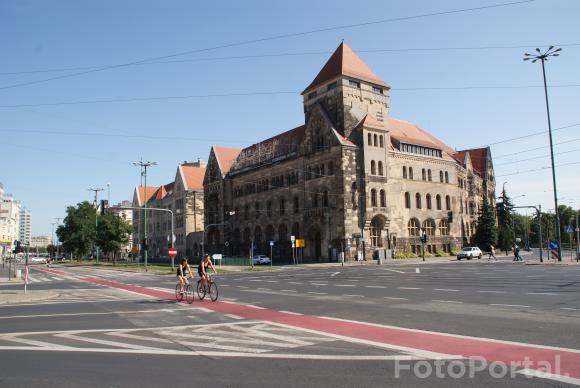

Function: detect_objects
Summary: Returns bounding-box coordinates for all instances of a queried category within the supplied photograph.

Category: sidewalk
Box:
[0,289,59,304]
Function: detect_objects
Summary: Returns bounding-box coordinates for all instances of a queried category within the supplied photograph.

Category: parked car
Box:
[253,255,271,265]
[30,257,47,264]
[457,247,482,260]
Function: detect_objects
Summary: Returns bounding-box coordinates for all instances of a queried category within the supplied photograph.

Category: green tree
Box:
[56,201,96,257]
[496,188,514,252]
[473,196,498,252]
[96,212,132,264]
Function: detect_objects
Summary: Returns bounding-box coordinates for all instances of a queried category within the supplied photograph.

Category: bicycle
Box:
[197,275,218,302]
[175,278,194,304]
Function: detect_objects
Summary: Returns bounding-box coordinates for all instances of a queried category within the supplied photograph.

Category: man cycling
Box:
[177,258,193,293]
[198,254,217,288]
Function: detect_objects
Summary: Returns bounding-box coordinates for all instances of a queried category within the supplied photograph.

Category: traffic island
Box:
[0,290,59,305]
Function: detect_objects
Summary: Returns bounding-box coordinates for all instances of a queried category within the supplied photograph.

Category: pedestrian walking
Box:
[514,245,523,261]
[488,245,496,260]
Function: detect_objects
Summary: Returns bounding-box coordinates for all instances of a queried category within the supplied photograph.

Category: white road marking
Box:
[561,307,580,311]
[433,289,459,292]
[384,297,408,300]
[224,314,245,320]
[382,269,406,274]
[477,290,506,294]
[365,285,387,289]
[265,281,278,283]
[54,332,161,350]
[490,304,531,308]
[245,304,266,309]
[335,284,355,287]
[280,289,297,293]
[343,294,364,297]
[279,310,303,315]
[307,292,328,295]
[398,287,422,290]
[526,292,559,296]
[432,300,463,304]
[51,277,65,281]
[288,282,303,285]
[0,308,188,320]
[517,368,580,386]
[237,286,249,289]
[330,272,340,277]
[256,288,271,291]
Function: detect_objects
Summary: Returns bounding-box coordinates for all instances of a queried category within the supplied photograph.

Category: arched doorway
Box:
[306,225,322,261]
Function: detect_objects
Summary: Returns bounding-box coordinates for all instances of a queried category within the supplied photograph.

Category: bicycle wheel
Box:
[175,283,184,302]
[209,282,219,302]
[185,284,194,304]
[197,281,206,300]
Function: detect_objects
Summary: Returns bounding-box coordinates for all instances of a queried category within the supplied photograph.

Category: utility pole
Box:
[53,218,62,257]
[524,46,563,261]
[575,209,579,262]
[538,205,543,263]
[88,187,104,264]
[133,160,157,272]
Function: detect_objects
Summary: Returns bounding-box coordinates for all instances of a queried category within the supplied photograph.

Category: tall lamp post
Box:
[88,187,104,264]
[523,46,563,261]
[133,160,157,272]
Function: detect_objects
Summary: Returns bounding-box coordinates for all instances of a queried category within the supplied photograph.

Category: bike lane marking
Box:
[33,266,580,384]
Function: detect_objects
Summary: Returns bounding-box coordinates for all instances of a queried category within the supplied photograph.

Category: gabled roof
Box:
[180,164,206,190]
[456,148,489,176]
[358,114,384,130]
[302,42,387,94]
[213,146,242,175]
[388,118,456,160]
[134,186,159,206]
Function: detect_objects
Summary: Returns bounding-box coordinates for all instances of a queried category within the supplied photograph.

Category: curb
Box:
[0,291,60,305]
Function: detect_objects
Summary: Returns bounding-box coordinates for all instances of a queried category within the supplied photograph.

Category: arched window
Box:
[404,192,411,208]
[445,195,451,210]
[266,201,272,217]
[244,204,249,220]
[371,160,376,175]
[409,167,414,180]
[428,169,432,181]
[445,171,449,183]
[373,134,378,147]
[380,189,386,207]
[255,202,260,219]
[422,219,436,236]
[293,196,299,214]
[370,189,377,207]
[422,168,426,181]
[351,182,358,209]
[322,191,329,207]
[243,227,251,243]
[379,135,384,148]
[436,194,442,210]
[291,222,300,239]
[254,226,262,244]
[279,198,285,215]
[426,194,432,210]
[313,192,319,208]
[278,224,288,242]
[439,219,449,235]
[403,166,407,179]
[265,225,275,242]
[415,193,422,209]
[368,133,372,145]
[378,161,383,176]
[328,161,334,175]
[439,171,444,182]
[370,216,384,247]
[408,218,420,236]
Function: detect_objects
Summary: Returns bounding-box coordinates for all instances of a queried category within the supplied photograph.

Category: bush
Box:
[394,251,418,259]
[450,248,461,256]
[435,251,446,257]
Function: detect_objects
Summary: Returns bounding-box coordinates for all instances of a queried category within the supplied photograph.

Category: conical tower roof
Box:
[302,42,387,94]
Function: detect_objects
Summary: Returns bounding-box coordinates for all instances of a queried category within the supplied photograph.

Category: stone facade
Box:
[204,42,495,262]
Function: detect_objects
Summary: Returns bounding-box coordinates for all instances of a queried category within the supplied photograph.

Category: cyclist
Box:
[198,254,217,288]
[177,258,193,294]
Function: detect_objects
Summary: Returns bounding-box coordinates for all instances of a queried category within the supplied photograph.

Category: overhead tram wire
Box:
[494,147,580,167]
[2,41,578,77]
[496,161,580,178]
[0,0,536,91]
[1,84,578,109]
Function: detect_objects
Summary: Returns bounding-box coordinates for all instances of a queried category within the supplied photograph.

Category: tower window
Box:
[349,80,361,89]
[308,91,317,100]
[372,86,383,94]
[327,82,337,91]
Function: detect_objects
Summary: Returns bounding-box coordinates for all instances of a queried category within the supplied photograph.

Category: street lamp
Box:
[524,46,563,261]
[133,160,157,272]
[88,187,104,264]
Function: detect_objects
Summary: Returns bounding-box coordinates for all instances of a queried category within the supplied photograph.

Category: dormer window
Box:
[349,80,360,89]
[372,86,383,94]
[327,82,337,91]
[308,91,317,100]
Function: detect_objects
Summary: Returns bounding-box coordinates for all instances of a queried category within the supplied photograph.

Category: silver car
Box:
[457,247,482,260]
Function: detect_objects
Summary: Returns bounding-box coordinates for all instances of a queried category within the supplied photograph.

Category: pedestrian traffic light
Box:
[447,211,453,223]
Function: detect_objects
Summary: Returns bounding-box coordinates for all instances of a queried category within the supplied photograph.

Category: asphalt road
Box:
[0,258,578,387]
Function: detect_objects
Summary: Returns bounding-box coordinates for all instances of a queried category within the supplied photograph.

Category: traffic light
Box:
[13,240,22,254]
[447,211,453,223]
[421,234,428,244]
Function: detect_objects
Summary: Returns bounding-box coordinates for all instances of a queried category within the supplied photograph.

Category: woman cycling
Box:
[198,254,217,288]
[177,258,193,294]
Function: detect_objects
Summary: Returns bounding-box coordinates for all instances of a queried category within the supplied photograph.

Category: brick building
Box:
[203,42,495,262]
[132,161,205,260]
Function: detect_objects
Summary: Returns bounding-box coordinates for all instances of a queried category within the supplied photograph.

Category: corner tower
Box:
[302,42,390,139]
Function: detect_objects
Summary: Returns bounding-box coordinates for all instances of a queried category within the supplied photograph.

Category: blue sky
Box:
[1,0,578,236]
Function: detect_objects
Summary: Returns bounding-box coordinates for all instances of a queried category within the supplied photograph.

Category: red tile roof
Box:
[388,118,456,160]
[456,148,489,176]
[358,114,384,130]
[136,186,159,206]
[180,165,206,190]
[213,146,242,175]
[302,42,387,94]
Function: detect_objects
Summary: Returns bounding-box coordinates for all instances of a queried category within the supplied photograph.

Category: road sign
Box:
[295,239,305,248]
[290,235,295,241]
[565,225,574,233]
[548,240,560,250]
[168,248,177,257]
[269,241,274,246]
